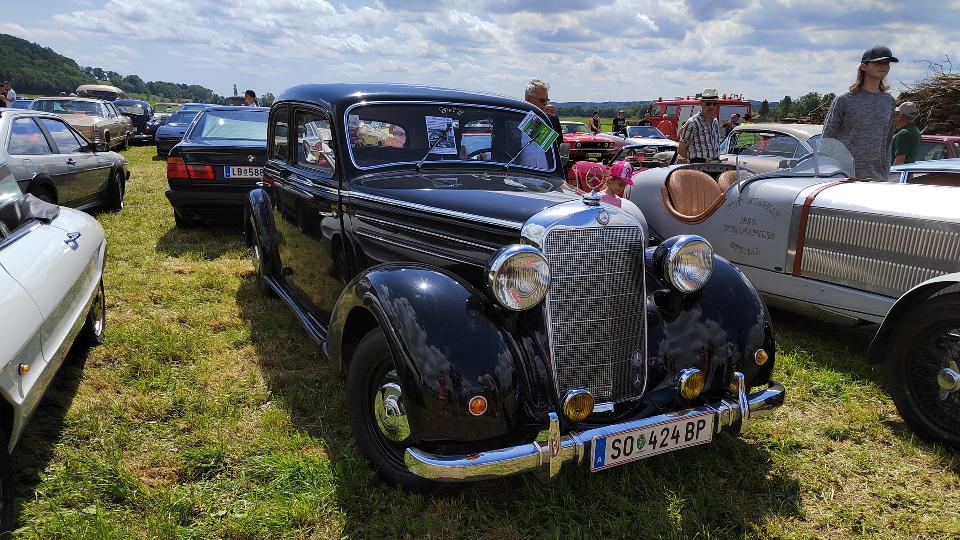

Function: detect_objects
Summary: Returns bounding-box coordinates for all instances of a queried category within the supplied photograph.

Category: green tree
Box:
[260,92,275,106]
[122,74,146,94]
[794,92,822,119]
[776,96,793,120]
[758,100,770,120]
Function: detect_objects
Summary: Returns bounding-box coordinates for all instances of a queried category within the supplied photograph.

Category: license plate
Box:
[224,166,263,178]
[591,412,714,471]
[587,152,602,158]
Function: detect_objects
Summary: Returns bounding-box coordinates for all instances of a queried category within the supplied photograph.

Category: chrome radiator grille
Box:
[543,226,646,403]
[801,209,960,297]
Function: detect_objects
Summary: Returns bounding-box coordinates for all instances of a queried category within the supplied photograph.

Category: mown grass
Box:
[9,146,959,538]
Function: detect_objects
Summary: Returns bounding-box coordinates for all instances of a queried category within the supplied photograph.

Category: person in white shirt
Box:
[1,81,14,107]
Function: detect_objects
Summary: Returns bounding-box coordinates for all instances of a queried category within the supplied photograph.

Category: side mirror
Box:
[89,139,108,152]
[778,158,799,169]
[558,143,571,166]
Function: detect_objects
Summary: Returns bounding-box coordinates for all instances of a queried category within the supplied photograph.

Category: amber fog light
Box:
[754,349,769,366]
[563,389,594,422]
[677,368,705,400]
[468,396,488,416]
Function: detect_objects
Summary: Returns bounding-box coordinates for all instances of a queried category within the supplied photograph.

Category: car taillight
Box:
[167,157,215,180]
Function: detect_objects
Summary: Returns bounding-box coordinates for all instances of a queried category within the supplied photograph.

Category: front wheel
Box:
[249,218,275,297]
[120,133,129,150]
[888,293,960,447]
[347,328,446,492]
[106,169,124,211]
[78,280,106,347]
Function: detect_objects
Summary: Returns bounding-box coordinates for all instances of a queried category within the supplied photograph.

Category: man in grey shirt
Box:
[823,45,898,181]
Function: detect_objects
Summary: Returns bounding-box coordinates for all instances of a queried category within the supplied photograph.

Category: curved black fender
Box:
[328,264,524,444]
[245,187,280,276]
[24,173,58,201]
[866,272,960,364]
[644,254,776,396]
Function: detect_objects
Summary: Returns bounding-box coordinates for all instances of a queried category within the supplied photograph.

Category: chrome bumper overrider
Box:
[405,373,785,482]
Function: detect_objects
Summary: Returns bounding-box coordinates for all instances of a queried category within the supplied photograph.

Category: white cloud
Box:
[8,0,960,101]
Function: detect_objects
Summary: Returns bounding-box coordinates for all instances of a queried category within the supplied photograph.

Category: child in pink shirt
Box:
[599,160,634,208]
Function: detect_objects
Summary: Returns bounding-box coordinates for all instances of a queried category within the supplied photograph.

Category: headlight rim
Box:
[486,244,551,311]
[660,235,714,294]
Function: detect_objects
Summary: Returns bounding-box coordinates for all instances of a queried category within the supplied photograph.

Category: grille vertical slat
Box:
[543,226,646,403]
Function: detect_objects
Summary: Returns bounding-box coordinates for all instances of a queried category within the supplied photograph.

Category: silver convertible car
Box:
[625,140,960,447]
[0,161,106,528]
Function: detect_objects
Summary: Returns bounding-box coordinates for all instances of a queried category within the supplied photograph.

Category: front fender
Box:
[645,255,775,396]
[866,272,960,364]
[245,188,280,274]
[329,265,523,444]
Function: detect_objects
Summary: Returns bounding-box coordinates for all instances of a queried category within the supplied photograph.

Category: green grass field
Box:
[9,145,959,538]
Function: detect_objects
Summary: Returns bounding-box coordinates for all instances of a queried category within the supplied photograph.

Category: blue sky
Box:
[7,0,958,102]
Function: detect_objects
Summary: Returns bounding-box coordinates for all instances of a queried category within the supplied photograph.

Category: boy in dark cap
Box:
[823,45,898,180]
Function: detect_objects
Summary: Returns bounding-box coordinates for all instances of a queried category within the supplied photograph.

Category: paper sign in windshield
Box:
[425,116,457,155]
[518,112,559,151]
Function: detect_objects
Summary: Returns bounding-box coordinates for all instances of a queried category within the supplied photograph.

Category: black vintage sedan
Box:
[246,83,785,490]
[114,99,153,144]
[166,106,268,227]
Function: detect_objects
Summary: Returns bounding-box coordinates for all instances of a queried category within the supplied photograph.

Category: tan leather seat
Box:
[717,170,739,192]
[660,169,725,224]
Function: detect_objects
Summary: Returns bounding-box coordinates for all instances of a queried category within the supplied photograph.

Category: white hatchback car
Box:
[0,160,106,529]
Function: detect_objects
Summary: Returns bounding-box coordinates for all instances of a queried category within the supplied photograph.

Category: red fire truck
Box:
[645,93,752,141]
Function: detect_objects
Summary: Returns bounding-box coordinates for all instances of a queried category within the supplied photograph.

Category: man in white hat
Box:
[891,101,920,164]
[678,88,721,162]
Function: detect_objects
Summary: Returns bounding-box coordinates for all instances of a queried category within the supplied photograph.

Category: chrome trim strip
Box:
[342,100,558,173]
[358,215,498,252]
[404,379,785,482]
[354,229,484,268]
[347,190,523,230]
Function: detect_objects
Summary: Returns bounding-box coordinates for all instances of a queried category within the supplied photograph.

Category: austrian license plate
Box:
[587,152,602,158]
[590,412,714,471]
[224,166,263,179]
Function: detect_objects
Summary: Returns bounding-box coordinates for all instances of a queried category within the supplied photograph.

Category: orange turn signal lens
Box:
[677,368,705,400]
[562,389,594,422]
[755,349,769,366]
[468,396,488,416]
[18,363,30,375]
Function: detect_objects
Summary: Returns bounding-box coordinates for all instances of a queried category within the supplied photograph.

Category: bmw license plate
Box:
[590,412,714,471]
[224,166,263,179]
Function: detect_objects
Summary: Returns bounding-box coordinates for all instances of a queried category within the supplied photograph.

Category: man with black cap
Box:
[823,45,898,180]
[891,101,921,164]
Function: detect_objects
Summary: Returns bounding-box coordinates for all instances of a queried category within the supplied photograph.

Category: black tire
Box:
[120,133,129,151]
[31,186,55,204]
[173,209,197,228]
[887,293,960,447]
[347,328,446,492]
[249,217,275,297]
[106,169,124,211]
[78,280,106,348]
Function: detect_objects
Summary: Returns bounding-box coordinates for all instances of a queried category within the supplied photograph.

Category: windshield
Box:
[118,104,147,116]
[345,103,557,172]
[625,125,665,139]
[187,109,267,141]
[168,111,199,124]
[180,104,207,112]
[0,161,22,209]
[31,99,101,116]
[562,123,589,134]
[155,103,181,114]
[737,136,855,181]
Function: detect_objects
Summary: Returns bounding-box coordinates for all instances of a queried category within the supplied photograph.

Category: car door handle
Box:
[66,158,76,166]
[64,231,81,246]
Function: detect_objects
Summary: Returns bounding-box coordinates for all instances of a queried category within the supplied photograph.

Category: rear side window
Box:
[917,141,947,161]
[295,111,335,174]
[40,118,86,153]
[8,118,52,155]
[271,106,289,161]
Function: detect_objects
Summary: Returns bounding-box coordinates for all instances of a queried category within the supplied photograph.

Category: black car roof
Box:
[276,83,538,115]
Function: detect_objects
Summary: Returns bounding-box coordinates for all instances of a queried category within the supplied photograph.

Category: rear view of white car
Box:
[0,160,106,531]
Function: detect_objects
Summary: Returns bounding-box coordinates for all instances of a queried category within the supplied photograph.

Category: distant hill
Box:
[0,33,94,95]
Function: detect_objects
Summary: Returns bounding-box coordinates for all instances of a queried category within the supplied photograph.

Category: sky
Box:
[6,0,959,103]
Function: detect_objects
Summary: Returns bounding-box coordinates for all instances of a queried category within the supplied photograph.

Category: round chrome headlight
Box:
[658,235,714,293]
[486,245,550,311]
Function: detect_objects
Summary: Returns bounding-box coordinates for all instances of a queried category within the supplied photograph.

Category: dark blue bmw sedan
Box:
[155,109,200,156]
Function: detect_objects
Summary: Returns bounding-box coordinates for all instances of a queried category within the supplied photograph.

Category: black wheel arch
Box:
[867,274,960,364]
[246,188,280,274]
[25,174,57,202]
[328,264,526,444]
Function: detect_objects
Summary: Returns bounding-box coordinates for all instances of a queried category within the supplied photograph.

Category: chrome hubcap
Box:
[374,379,410,443]
[938,361,960,401]
[91,285,105,336]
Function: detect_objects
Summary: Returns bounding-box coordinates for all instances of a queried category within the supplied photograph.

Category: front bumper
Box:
[405,374,785,482]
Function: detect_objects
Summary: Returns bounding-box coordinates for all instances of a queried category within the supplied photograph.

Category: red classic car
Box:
[560,121,622,163]
[918,135,960,161]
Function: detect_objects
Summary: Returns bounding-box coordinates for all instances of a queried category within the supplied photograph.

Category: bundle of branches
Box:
[898,70,960,135]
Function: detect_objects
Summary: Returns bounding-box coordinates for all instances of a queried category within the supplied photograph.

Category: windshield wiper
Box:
[503,136,539,171]
[415,123,452,171]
